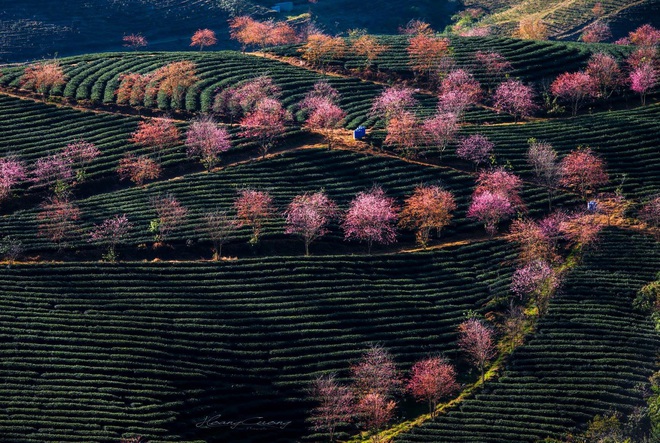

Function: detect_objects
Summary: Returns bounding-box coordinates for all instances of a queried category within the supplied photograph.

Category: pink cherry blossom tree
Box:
[354,392,397,438]
[117,154,162,186]
[526,139,559,209]
[629,62,657,105]
[559,211,603,249]
[284,191,339,256]
[303,97,347,149]
[370,86,418,122]
[239,98,290,158]
[467,191,515,236]
[32,154,75,196]
[202,209,239,260]
[437,69,482,115]
[185,116,232,171]
[508,218,558,265]
[37,196,81,248]
[474,51,512,79]
[0,157,27,205]
[511,260,560,314]
[398,185,456,247]
[89,214,133,261]
[580,21,611,43]
[300,81,341,110]
[352,344,403,398]
[475,168,525,209]
[407,357,459,416]
[511,259,557,293]
[343,187,398,253]
[629,24,660,47]
[457,318,496,383]
[63,140,101,181]
[190,29,218,51]
[558,148,609,199]
[123,34,148,50]
[130,118,180,160]
[550,71,597,116]
[492,79,536,122]
[421,112,459,158]
[234,188,276,245]
[149,193,188,243]
[456,134,494,169]
[586,53,623,99]
[310,374,354,443]
[384,111,420,158]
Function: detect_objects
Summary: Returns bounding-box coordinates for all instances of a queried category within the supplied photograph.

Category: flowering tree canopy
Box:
[343,187,398,253]
[467,191,515,236]
[117,154,161,186]
[239,98,290,158]
[190,29,217,51]
[371,86,418,121]
[185,116,231,171]
[149,193,188,242]
[474,51,512,78]
[235,188,276,245]
[438,69,482,115]
[310,374,354,442]
[20,60,67,96]
[407,357,459,416]
[0,157,27,204]
[558,148,608,199]
[37,196,81,247]
[492,79,536,122]
[407,34,453,81]
[89,214,133,261]
[458,318,497,382]
[130,118,180,159]
[202,209,239,260]
[456,134,494,168]
[399,185,456,247]
[629,63,657,105]
[586,53,622,99]
[123,34,148,50]
[580,21,611,43]
[284,191,339,255]
[550,71,597,116]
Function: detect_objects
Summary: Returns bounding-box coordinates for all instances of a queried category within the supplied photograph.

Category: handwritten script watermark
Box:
[196,414,292,431]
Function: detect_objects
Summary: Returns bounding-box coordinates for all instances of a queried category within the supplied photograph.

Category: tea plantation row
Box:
[0,240,514,443]
[396,229,660,442]
[265,35,631,88]
[0,50,512,126]
[0,147,578,254]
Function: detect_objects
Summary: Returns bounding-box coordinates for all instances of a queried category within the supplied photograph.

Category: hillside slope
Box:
[395,228,660,442]
[463,0,660,40]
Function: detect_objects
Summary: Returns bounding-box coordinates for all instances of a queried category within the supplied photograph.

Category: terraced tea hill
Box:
[0,51,512,126]
[395,228,660,442]
[367,103,660,200]
[0,94,303,189]
[0,147,577,255]
[265,36,631,89]
[0,239,513,443]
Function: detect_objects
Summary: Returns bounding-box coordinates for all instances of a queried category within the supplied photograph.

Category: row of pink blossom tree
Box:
[25,184,455,260]
[550,42,658,115]
[0,140,100,205]
[311,326,496,441]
